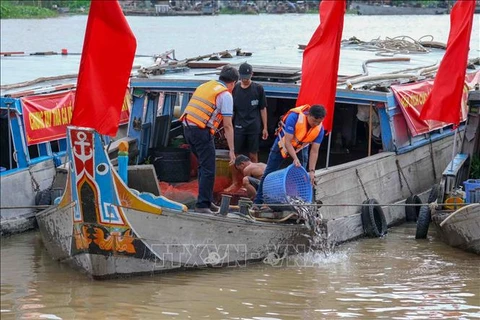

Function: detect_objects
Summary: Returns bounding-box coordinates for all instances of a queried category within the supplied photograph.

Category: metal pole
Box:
[450,127,458,172]
[7,103,12,170]
[325,132,332,169]
[368,102,373,156]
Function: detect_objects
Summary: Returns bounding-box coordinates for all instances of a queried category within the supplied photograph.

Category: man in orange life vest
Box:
[253,104,326,205]
[181,66,239,214]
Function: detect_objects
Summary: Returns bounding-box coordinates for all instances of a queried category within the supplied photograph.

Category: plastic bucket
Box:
[263,164,312,206]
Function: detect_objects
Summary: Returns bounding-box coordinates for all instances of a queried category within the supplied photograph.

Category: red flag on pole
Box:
[419,0,475,126]
[296,0,346,133]
[71,0,137,136]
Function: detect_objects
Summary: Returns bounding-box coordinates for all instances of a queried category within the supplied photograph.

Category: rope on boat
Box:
[251,202,470,208]
[343,35,438,55]
[428,139,437,182]
[355,169,370,200]
[1,205,50,209]
[395,159,413,196]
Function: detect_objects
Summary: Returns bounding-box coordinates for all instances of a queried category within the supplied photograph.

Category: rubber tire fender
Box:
[427,184,441,203]
[414,184,440,239]
[405,195,422,222]
[415,205,431,239]
[361,198,388,237]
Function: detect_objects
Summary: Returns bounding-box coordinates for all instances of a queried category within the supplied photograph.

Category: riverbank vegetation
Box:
[1,0,89,19]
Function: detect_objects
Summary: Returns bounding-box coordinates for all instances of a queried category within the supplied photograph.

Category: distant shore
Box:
[0,1,88,19]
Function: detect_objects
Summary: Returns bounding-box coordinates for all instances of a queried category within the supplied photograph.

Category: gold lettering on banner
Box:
[400,92,429,109]
[53,108,62,126]
[29,111,45,130]
[61,107,68,125]
[43,110,52,128]
[66,105,73,123]
[27,98,74,131]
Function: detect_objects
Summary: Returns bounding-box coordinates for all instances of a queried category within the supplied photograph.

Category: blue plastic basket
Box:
[464,179,480,203]
[263,164,312,206]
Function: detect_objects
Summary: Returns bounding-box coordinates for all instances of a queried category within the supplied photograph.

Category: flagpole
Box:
[450,127,458,172]
[325,132,332,169]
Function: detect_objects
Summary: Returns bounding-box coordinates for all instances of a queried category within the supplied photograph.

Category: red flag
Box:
[419,0,475,126]
[71,0,137,136]
[296,0,346,133]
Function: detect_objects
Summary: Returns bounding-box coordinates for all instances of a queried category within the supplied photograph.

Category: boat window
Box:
[0,115,17,170]
[50,140,59,153]
[28,144,40,159]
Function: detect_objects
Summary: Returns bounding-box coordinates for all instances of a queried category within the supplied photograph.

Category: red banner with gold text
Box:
[391,78,469,136]
[22,89,131,145]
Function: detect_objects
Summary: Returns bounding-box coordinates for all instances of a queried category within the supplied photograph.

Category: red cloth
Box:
[419,0,476,126]
[71,0,137,136]
[296,0,346,133]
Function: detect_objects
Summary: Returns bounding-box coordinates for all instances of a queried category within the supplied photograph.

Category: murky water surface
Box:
[1,14,479,84]
[1,225,479,319]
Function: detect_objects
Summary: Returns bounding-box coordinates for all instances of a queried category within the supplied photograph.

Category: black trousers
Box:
[183,126,216,208]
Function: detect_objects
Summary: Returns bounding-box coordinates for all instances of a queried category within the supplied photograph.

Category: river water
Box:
[1,13,480,320]
[1,226,479,319]
[1,13,479,84]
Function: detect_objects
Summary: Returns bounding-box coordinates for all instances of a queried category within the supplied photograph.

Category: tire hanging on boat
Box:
[415,185,439,239]
[405,195,422,222]
[427,184,441,203]
[361,198,388,237]
[415,205,431,239]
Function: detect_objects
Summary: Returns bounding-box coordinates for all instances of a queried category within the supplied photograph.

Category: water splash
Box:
[287,196,338,259]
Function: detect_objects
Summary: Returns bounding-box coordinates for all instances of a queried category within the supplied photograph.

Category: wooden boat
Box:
[432,204,480,254]
[417,89,480,255]
[36,127,313,279]
[126,51,479,244]
[34,2,479,277]
[0,80,132,236]
[0,83,73,235]
[36,59,478,277]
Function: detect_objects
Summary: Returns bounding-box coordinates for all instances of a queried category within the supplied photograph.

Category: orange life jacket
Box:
[277,104,323,158]
[181,80,228,135]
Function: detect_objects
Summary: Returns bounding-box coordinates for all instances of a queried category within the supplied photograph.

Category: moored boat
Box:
[0,83,73,235]
[0,80,132,236]
[37,127,314,278]
[424,89,480,254]
[36,0,480,278]
[432,204,480,254]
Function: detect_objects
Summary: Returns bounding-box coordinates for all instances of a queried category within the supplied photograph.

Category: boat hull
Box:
[432,204,480,254]
[318,133,456,243]
[37,204,311,279]
[1,160,56,236]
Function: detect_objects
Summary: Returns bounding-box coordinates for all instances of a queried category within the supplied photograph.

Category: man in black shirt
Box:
[232,62,268,163]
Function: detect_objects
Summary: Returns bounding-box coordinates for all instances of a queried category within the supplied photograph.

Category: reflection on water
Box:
[1,225,479,319]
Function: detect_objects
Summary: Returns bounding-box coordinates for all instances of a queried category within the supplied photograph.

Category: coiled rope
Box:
[343,35,445,56]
